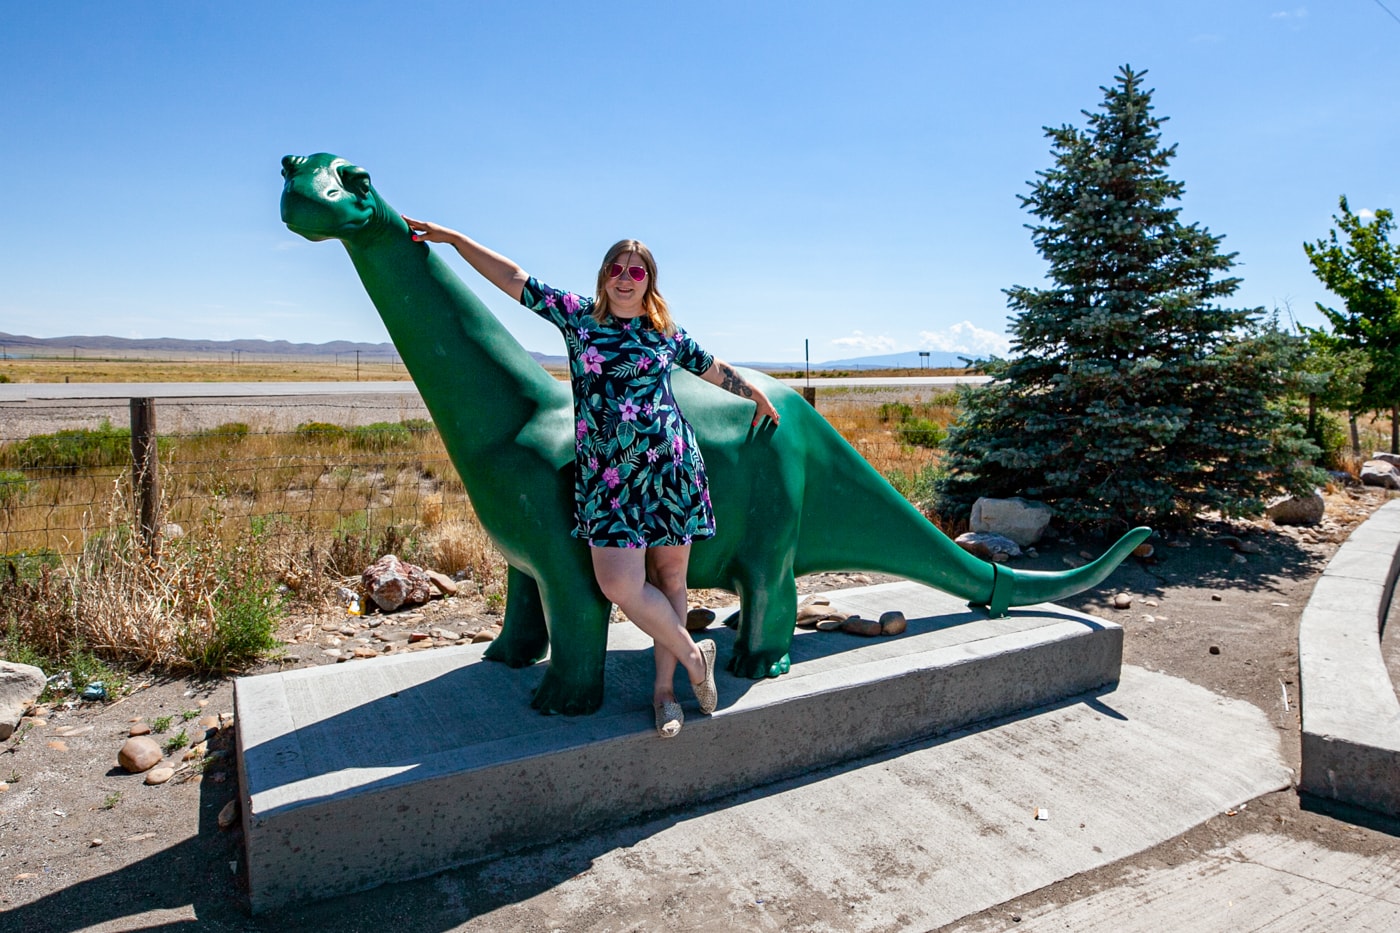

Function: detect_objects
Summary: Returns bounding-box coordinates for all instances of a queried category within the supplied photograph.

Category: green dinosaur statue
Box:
[280,152,1150,716]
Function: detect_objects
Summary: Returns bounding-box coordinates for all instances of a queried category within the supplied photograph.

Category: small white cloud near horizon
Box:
[918,321,1012,356]
[1271,7,1307,21]
[831,331,897,354]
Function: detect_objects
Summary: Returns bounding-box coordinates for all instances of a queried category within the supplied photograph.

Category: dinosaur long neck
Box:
[342,218,565,458]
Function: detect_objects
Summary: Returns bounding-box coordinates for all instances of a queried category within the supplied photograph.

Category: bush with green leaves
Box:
[295,421,347,442]
[350,422,413,451]
[895,418,945,449]
[3,420,132,475]
[194,422,250,441]
[0,470,28,507]
[400,417,435,436]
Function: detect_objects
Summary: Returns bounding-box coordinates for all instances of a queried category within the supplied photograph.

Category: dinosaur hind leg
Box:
[727,557,797,680]
[483,565,550,667]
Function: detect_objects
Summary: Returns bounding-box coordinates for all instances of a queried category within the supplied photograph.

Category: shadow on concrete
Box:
[1299,792,1400,839]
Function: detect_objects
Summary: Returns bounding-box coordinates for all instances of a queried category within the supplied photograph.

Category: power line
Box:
[1375,0,1400,27]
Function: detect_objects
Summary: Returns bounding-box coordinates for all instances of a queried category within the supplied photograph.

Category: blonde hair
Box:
[593,239,676,336]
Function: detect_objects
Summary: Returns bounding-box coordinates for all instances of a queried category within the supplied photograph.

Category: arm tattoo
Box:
[718,364,755,399]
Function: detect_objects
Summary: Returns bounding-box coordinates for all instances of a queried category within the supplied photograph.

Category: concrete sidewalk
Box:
[259,662,1300,931]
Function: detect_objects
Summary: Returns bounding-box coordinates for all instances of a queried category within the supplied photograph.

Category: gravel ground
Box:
[2,489,1398,930]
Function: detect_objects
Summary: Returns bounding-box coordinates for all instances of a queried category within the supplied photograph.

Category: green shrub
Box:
[295,421,347,442]
[177,557,284,675]
[896,418,946,449]
[351,422,413,451]
[877,401,913,424]
[0,470,28,507]
[886,462,945,506]
[400,417,435,436]
[1,549,61,582]
[5,420,131,474]
[194,422,250,441]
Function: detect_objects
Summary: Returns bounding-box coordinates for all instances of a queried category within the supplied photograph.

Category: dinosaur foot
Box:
[482,629,549,668]
[727,647,791,680]
[530,667,604,717]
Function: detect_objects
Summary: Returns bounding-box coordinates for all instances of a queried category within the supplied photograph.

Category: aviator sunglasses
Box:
[607,262,648,282]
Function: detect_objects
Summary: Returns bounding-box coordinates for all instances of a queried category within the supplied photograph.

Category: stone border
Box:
[1299,498,1400,815]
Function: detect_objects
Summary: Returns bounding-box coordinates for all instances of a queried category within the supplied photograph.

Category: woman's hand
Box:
[749,386,780,428]
[398,215,528,301]
[401,215,459,244]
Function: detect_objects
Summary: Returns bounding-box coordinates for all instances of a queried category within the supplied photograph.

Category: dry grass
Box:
[0,384,1008,673]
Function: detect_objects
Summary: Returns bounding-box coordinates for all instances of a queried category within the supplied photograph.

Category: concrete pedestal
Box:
[235,581,1121,913]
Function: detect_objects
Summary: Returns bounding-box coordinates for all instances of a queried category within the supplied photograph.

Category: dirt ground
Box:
[2,487,1399,932]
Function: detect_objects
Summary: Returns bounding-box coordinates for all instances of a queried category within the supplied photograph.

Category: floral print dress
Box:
[521,277,717,548]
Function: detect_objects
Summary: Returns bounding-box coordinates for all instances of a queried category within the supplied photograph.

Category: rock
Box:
[1371,451,1400,468]
[1211,594,1223,602]
[218,798,239,830]
[0,661,46,741]
[1131,543,1155,559]
[799,595,831,607]
[1361,460,1400,489]
[795,603,830,626]
[408,632,431,643]
[430,628,461,641]
[1265,489,1325,526]
[1112,593,1133,610]
[425,569,458,596]
[362,554,435,612]
[841,616,882,637]
[970,497,1053,546]
[815,618,846,631]
[955,532,1022,562]
[162,522,185,540]
[118,736,163,774]
[145,766,175,785]
[352,647,378,659]
[470,628,497,643]
[1208,645,1221,655]
[88,838,103,847]
[685,608,716,631]
[878,610,907,636]
[1062,555,1086,569]
[129,723,152,737]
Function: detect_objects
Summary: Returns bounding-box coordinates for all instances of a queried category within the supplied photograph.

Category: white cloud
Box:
[918,321,1012,356]
[1271,7,1307,21]
[831,331,897,353]
[1359,208,1377,222]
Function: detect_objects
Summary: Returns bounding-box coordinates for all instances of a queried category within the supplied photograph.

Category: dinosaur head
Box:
[280,153,390,242]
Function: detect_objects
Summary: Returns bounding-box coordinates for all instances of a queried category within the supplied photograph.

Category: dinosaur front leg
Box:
[483,565,550,667]
[726,558,797,680]
[528,571,613,716]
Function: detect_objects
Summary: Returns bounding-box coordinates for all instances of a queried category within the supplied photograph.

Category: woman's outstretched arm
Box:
[701,359,781,427]
[401,216,529,302]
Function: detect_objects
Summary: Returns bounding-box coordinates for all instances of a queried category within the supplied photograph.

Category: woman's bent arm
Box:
[701,360,781,427]
[401,216,529,302]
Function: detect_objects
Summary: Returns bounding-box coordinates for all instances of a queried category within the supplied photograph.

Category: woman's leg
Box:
[591,546,704,701]
[646,545,692,700]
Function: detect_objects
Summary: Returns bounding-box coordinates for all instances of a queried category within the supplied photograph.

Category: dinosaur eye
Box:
[337,165,372,197]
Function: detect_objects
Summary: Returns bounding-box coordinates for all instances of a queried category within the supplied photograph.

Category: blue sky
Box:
[2,2,1396,364]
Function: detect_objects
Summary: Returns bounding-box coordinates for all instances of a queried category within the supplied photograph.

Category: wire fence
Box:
[0,386,958,562]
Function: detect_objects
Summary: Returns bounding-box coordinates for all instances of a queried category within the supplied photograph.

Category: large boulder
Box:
[1371,452,1400,468]
[0,661,46,741]
[970,497,1053,547]
[1265,489,1325,526]
[362,554,435,612]
[1360,460,1400,490]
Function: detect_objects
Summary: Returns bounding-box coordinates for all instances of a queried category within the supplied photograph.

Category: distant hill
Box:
[0,331,567,368]
[738,350,987,371]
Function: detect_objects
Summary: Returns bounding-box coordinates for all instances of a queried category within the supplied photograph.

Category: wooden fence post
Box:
[802,386,817,408]
[130,397,160,556]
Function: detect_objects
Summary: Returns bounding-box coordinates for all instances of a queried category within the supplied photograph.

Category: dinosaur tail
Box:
[978,526,1153,616]
[791,406,1150,616]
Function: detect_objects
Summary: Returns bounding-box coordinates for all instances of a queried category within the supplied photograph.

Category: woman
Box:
[402,216,780,737]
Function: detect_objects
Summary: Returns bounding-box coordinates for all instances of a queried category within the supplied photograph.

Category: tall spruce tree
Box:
[936,66,1318,530]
